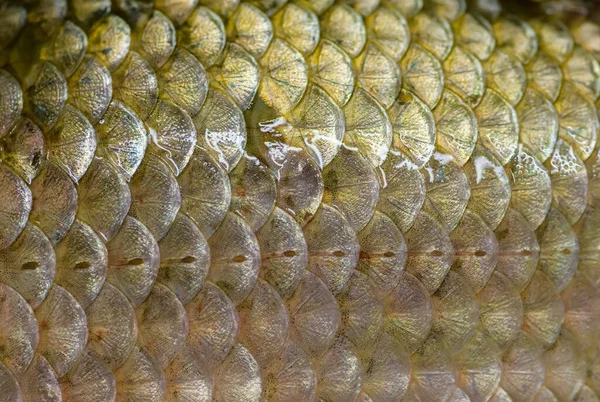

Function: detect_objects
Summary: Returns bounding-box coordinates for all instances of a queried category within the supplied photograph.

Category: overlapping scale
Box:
[262,339,317,401]
[207,212,260,305]
[547,139,588,224]
[337,271,384,348]
[135,11,176,70]
[516,87,559,163]
[508,146,552,229]
[229,153,277,231]
[209,43,259,111]
[365,6,409,61]
[0,222,55,308]
[450,209,499,292]
[542,331,586,401]
[494,208,540,291]
[464,146,510,230]
[307,39,355,107]
[500,333,545,401]
[227,3,273,59]
[135,283,188,368]
[431,270,479,352]
[94,100,148,180]
[323,146,380,231]
[400,43,444,110]
[255,206,306,298]
[483,49,527,107]
[87,15,131,72]
[384,271,433,354]
[0,282,38,375]
[356,211,407,296]
[106,216,160,307]
[213,343,262,402]
[422,151,471,231]
[67,55,112,125]
[164,343,213,402]
[18,354,61,402]
[477,270,523,350]
[522,270,565,347]
[0,362,21,401]
[564,46,600,101]
[113,345,166,402]
[128,152,181,241]
[0,162,32,250]
[277,83,344,168]
[433,90,478,165]
[23,62,67,133]
[407,333,457,401]
[455,331,502,402]
[111,52,158,121]
[178,147,231,238]
[555,82,599,161]
[54,220,108,309]
[526,51,564,103]
[85,283,137,370]
[320,5,366,58]
[34,285,87,377]
[286,270,340,357]
[536,207,579,291]
[443,45,485,109]
[186,281,240,368]
[530,17,574,64]
[1,117,45,185]
[157,48,208,116]
[77,157,131,242]
[146,99,196,176]
[561,272,600,350]
[157,214,209,304]
[376,149,427,232]
[0,70,23,138]
[59,349,116,402]
[453,13,495,61]
[178,6,225,68]
[271,3,319,56]
[404,210,454,293]
[493,15,538,65]
[44,105,96,183]
[354,42,401,109]
[237,279,289,366]
[314,337,362,402]
[359,333,410,401]
[193,88,246,172]
[303,203,359,294]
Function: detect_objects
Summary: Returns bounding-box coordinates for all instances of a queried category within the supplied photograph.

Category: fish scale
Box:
[0,0,599,401]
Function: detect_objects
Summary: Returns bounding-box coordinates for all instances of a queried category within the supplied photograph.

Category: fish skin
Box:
[0,1,599,401]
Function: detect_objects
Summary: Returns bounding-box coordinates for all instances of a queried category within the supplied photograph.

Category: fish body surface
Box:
[0,0,599,401]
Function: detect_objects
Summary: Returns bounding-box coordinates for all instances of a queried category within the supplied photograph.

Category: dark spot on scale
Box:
[233,255,247,263]
[22,261,39,270]
[283,250,296,257]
